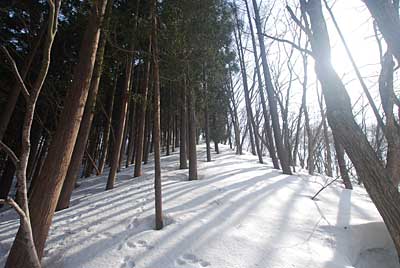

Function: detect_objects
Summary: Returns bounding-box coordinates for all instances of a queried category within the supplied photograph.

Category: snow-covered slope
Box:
[0,145,398,268]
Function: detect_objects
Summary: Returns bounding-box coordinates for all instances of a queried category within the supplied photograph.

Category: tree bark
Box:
[244,0,279,168]
[333,133,352,189]
[106,52,133,190]
[5,1,61,266]
[151,0,163,229]
[300,0,400,259]
[179,79,188,169]
[233,4,263,163]
[187,76,197,180]
[98,74,117,174]
[56,22,108,209]
[134,54,151,177]
[251,0,292,174]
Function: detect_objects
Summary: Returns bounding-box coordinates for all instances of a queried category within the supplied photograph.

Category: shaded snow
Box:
[0,144,398,268]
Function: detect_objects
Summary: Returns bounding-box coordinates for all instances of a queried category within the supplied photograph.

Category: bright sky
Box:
[235,0,399,128]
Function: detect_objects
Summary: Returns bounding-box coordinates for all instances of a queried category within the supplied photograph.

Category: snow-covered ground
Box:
[0,144,398,268]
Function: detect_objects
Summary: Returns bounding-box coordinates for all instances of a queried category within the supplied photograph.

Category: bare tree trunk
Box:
[227,68,242,155]
[333,133,352,189]
[98,74,117,174]
[106,52,133,190]
[187,76,197,180]
[251,0,291,174]
[179,79,188,169]
[134,52,151,177]
[318,90,333,177]
[118,116,129,171]
[143,107,152,165]
[126,99,136,168]
[297,0,400,259]
[3,1,60,266]
[378,52,400,186]
[244,0,279,169]
[204,74,212,162]
[233,4,263,163]
[151,0,163,229]
[363,0,400,65]
[0,25,45,141]
[56,21,108,209]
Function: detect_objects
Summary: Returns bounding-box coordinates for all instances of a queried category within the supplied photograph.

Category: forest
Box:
[0,0,400,267]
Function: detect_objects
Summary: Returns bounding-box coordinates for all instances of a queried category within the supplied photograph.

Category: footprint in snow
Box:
[119,239,154,251]
[176,253,210,267]
[120,256,136,268]
[127,218,140,229]
[95,231,112,239]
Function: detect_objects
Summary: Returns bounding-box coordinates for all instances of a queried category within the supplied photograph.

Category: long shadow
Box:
[249,178,311,266]
[1,144,285,267]
[62,173,293,268]
[136,174,295,267]
[324,188,352,267]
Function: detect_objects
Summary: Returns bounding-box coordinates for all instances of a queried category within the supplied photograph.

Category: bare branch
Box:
[286,5,312,39]
[1,46,31,101]
[0,198,25,218]
[0,140,19,165]
[262,33,314,56]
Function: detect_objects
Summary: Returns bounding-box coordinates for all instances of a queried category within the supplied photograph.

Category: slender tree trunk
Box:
[202,65,211,162]
[244,0,279,168]
[126,99,136,168]
[0,26,45,141]
[319,95,333,177]
[233,6,263,163]
[333,133,352,189]
[106,52,133,190]
[179,78,188,169]
[187,76,197,180]
[5,1,61,266]
[251,0,291,174]
[143,107,152,165]
[118,115,129,171]
[134,52,151,177]
[151,0,163,229]
[228,66,242,155]
[98,74,117,174]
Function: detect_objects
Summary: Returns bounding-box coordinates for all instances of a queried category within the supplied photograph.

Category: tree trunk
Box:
[151,0,163,229]
[134,52,151,177]
[5,1,61,266]
[98,74,117,174]
[244,0,279,168]
[363,0,400,64]
[106,52,133,190]
[301,0,400,259]
[143,107,152,165]
[333,133,352,189]
[179,78,188,169]
[56,23,107,209]
[233,6,263,163]
[251,0,291,174]
[187,78,197,180]
[0,25,45,141]
[126,99,136,168]
[202,65,211,162]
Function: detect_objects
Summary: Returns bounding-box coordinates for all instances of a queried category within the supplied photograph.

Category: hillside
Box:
[0,145,397,268]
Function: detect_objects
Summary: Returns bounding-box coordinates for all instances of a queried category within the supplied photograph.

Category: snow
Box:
[0,144,398,268]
